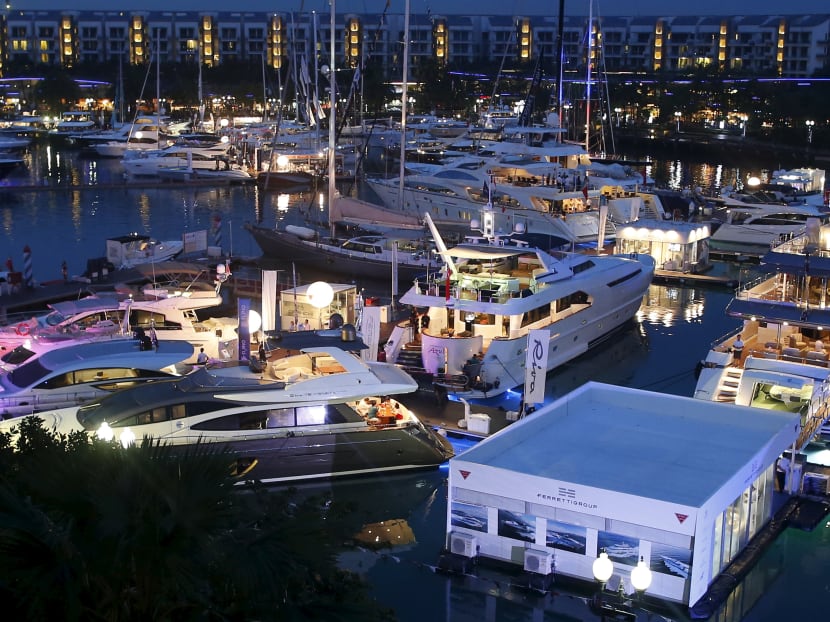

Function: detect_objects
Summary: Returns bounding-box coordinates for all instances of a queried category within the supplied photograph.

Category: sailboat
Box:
[246,0,433,282]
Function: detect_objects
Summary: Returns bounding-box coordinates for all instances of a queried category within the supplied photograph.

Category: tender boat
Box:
[9,332,455,485]
[385,208,655,399]
[693,224,830,449]
[0,338,194,418]
[105,233,184,268]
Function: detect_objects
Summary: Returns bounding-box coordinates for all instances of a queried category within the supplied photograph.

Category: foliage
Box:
[0,418,393,622]
[32,70,82,116]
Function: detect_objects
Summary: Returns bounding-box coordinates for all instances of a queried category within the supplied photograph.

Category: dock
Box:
[652,269,739,288]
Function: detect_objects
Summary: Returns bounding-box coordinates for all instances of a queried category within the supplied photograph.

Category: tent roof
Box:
[455,382,799,507]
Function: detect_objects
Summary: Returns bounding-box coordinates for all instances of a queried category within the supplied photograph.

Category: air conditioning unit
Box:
[523,548,553,575]
[449,532,478,558]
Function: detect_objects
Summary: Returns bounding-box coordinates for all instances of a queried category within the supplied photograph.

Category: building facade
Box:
[0,10,828,78]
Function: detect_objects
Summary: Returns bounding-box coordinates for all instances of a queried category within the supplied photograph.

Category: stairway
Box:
[395,343,423,368]
[715,367,743,403]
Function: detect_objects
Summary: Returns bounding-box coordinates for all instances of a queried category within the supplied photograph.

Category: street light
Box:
[674,111,681,133]
[806,120,814,144]
[591,551,653,620]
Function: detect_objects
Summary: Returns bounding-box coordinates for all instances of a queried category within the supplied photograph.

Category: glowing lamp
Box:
[592,551,614,583]
[307,281,334,309]
[248,309,262,334]
[119,427,136,448]
[630,557,653,593]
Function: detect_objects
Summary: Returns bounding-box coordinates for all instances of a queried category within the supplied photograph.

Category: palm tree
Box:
[0,418,392,621]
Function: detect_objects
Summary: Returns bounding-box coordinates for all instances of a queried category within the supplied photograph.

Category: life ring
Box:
[15,322,29,336]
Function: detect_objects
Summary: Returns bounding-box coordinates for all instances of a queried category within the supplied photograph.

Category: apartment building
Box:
[0,10,827,79]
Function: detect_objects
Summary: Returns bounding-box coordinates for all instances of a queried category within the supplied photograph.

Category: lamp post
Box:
[806,120,814,144]
[591,551,652,620]
[674,111,681,133]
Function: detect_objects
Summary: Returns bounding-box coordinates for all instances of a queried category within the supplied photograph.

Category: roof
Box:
[455,382,798,507]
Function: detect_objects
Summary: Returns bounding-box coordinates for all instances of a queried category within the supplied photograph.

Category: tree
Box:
[33,71,82,115]
[0,418,392,622]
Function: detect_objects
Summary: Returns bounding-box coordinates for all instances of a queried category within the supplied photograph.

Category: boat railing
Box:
[708,326,745,352]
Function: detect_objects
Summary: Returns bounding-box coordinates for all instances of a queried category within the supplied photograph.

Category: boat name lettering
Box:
[527,336,545,395]
[536,492,598,510]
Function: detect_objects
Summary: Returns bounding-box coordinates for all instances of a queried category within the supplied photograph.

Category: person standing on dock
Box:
[61,260,68,282]
[733,335,745,362]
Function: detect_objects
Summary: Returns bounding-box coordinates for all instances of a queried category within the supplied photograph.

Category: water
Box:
[2,143,828,621]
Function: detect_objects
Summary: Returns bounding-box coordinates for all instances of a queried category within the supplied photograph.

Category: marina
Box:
[1,137,830,621]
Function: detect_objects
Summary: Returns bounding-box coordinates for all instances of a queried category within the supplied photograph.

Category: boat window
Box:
[521,302,551,328]
[136,407,168,425]
[264,407,294,428]
[131,310,181,329]
[171,404,186,419]
[607,268,643,287]
[7,360,51,389]
[571,260,595,274]
[0,345,36,365]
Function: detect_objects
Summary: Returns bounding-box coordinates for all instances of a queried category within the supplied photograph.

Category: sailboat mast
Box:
[397,0,410,210]
[555,0,565,134]
[328,0,337,238]
[585,2,593,153]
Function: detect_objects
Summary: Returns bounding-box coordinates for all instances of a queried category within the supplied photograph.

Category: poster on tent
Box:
[497,509,537,543]
[597,530,640,567]
[523,329,549,405]
[545,519,587,554]
[450,501,488,533]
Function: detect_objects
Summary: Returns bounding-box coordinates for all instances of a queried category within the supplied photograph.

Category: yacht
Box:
[693,225,830,449]
[708,203,830,257]
[385,209,655,399]
[366,153,613,244]
[604,542,639,559]
[660,555,691,579]
[105,233,184,268]
[120,140,240,177]
[0,338,194,418]
[8,333,455,485]
[0,280,238,366]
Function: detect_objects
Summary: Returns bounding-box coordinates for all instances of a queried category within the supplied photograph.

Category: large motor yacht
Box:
[4,333,455,485]
[385,209,655,399]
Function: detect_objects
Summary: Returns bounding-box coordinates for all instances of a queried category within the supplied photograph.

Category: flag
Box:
[523,329,549,406]
[445,269,451,302]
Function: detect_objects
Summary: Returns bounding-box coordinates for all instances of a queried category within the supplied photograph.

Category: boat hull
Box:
[168,423,455,484]
[245,223,436,283]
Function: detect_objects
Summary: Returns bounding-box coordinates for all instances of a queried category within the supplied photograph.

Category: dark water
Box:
[2,143,828,621]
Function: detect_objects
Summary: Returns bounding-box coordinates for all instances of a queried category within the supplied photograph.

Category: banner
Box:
[361,305,381,362]
[523,329,549,406]
[261,270,278,332]
[238,297,251,362]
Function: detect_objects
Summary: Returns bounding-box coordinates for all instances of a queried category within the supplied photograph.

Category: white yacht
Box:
[385,210,655,399]
[366,153,612,244]
[105,233,184,268]
[120,139,240,177]
[5,333,455,484]
[0,279,238,366]
[0,338,194,418]
[693,226,830,449]
[708,203,830,256]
